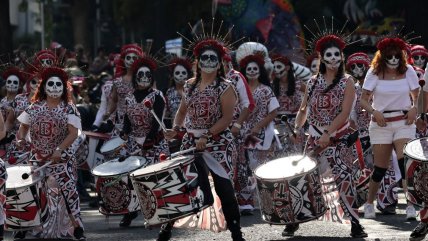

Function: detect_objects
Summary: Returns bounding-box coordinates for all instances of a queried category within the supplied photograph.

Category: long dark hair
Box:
[188,46,225,97]
[273,60,296,97]
[33,68,72,103]
[372,47,407,76]
[240,62,271,88]
[318,41,345,93]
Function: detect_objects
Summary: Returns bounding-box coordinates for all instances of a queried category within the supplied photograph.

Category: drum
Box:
[92,156,147,215]
[5,165,48,230]
[81,131,111,170]
[253,155,327,225]
[100,137,127,160]
[130,155,210,227]
[404,137,428,206]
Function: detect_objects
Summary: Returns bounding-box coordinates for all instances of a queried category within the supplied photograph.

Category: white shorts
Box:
[369,119,416,144]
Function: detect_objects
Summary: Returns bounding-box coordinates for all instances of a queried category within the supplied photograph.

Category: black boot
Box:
[119,211,138,227]
[74,227,86,241]
[351,221,368,238]
[157,222,173,241]
[282,223,299,237]
[410,222,428,241]
[0,225,3,241]
[228,219,246,241]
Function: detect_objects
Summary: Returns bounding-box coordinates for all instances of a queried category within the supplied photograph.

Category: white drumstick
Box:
[169,144,222,158]
[143,100,167,132]
[22,161,52,180]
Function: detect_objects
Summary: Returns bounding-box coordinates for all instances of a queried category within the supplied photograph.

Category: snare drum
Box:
[92,156,147,215]
[130,155,210,227]
[5,165,48,230]
[100,137,127,160]
[404,137,428,206]
[253,155,327,225]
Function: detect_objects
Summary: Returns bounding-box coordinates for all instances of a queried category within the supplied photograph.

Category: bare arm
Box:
[294,84,309,129]
[0,113,6,140]
[5,110,15,133]
[172,98,187,128]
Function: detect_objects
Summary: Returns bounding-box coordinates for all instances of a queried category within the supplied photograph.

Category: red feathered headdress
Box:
[239,54,265,69]
[1,66,25,81]
[346,52,371,69]
[315,34,346,53]
[35,50,57,63]
[168,57,193,72]
[40,67,69,83]
[376,37,407,52]
[193,39,227,59]
[120,44,143,58]
[130,56,158,75]
[411,45,428,57]
[271,53,290,65]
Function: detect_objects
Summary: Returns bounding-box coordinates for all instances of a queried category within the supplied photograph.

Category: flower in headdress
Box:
[1,66,25,82]
[346,52,371,69]
[130,56,158,74]
[376,37,407,51]
[238,54,265,69]
[168,57,193,72]
[315,34,346,53]
[40,66,69,82]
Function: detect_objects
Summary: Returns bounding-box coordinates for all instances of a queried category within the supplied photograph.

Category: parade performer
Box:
[307,52,320,75]
[271,53,306,155]
[16,67,86,240]
[1,66,24,139]
[359,36,420,239]
[104,44,143,136]
[118,56,170,227]
[0,113,7,241]
[411,45,428,70]
[290,31,367,238]
[161,37,245,241]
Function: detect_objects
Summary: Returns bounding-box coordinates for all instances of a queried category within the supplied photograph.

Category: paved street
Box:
[2,192,420,241]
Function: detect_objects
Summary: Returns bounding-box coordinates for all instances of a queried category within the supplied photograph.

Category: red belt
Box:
[371,115,405,122]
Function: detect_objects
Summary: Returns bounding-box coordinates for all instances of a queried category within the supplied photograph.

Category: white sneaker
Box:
[364,203,376,219]
[406,205,417,220]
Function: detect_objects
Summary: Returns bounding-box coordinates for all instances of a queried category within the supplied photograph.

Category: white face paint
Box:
[273,61,287,78]
[350,63,367,78]
[310,59,319,74]
[40,58,53,67]
[6,75,19,92]
[136,66,152,88]
[124,53,139,69]
[198,50,219,73]
[322,47,342,69]
[173,65,188,84]
[30,79,39,92]
[245,62,260,80]
[45,76,63,98]
[413,55,426,69]
[385,54,399,69]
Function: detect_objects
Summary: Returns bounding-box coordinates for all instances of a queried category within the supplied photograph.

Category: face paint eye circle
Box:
[326,53,332,57]
[334,52,340,57]
[47,81,54,87]
[174,71,180,75]
[146,72,152,78]
[31,80,37,85]
[13,81,18,85]
[55,82,62,87]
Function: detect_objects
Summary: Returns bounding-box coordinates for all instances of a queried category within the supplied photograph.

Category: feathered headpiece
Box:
[375,29,419,52]
[1,66,25,81]
[411,45,428,57]
[120,44,143,58]
[301,17,356,53]
[40,66,69,82]
[239,54,265,69]
[168,57,193,72]
[271,53,290,65]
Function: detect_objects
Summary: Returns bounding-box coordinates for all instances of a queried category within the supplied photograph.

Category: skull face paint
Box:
[198,50,219,74]
[136,66,152,88]
[245,62,260,80]
[6,75,19,92]
[45,76,63,98]
[124,53,139,69]
[322,47,342,69]
[273,61,287,78]
[30,79,39,92]
[173,65,188,84]
[385,54,399,69]
[310,59,319,74]
[350,63,367,78]
[413,55,426,69]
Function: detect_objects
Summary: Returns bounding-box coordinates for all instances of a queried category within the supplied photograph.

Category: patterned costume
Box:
[110,77,133,136]
[17,100,83,238]
[306,74,360,224]
[165,87,182,123]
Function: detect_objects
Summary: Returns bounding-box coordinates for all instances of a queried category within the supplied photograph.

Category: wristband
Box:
[55,147,64,152]
[233,122,242,129]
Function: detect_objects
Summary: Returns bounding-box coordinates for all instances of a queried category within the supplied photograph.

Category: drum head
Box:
[100,138,125,153]
[92,156,147,177]
[131,155,193,177]
[404,137,428,161]
[6,165,43,189]
[254,155,317,180]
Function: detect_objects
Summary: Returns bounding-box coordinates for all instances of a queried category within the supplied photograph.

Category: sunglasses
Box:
[200,54,218,62]
[47,81,62,87]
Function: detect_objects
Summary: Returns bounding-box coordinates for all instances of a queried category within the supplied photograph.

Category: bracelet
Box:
[233,122,242,129]
[203,129,213,139]
[55,147,64,152]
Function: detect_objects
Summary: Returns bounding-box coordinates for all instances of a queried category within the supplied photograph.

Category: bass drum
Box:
[404,137,428,206]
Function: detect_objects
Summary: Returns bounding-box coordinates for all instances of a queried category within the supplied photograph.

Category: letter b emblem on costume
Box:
[39,122,52,136]
[317,94,331,109]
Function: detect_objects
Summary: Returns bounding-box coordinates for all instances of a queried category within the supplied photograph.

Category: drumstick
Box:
[169,144,222,158]
[143,100,167,132]
[280,115,297,138]
[9,152,30,165]
[21,161,52,180]
[420,79,426,121]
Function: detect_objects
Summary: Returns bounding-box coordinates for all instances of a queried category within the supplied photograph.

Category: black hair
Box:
[318,41,345,93]
[240,61,271,88]
[273,61,296,97]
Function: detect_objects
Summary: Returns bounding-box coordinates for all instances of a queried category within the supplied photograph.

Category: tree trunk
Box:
[0,0,13,58]
[70,0,90,50]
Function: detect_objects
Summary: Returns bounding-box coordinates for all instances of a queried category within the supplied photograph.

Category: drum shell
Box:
[100,138,127,161]
[254,159,327,225]
[130,155,210,227]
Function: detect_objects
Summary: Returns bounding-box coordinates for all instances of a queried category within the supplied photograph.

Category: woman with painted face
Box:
[118,57,170,227]
[292,34,367,238]
[161,39,244,241]
[104,44,143,137]
[271,53,306,155]
[307,52,320,75]
[15,67,86,240]
[359,37,423,240]
[0,111,8,241]
[237,53,279,214]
